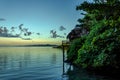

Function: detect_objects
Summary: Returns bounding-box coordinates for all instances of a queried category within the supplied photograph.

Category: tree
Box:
[67,25,88,41]
[67,0,120,74]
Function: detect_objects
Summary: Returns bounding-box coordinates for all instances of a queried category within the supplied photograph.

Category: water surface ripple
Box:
[0,47,66,80]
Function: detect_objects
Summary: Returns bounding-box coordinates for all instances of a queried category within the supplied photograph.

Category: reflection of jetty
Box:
[62,40,70,62]
[62,40,70,75]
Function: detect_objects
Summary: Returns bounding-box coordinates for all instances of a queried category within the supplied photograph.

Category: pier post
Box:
[62,40,70,75]
[62,40,65,75]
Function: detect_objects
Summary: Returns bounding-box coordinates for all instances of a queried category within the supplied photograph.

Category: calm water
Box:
[0,47,118,80]
[0,47,68,80]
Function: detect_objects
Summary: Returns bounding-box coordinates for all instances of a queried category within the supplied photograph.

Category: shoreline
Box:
[0,44,59,47]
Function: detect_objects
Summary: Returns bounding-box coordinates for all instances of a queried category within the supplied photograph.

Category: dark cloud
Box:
[64,33,66,35]
[0,24,33,39]
[0,18,6,21]
[50,29,65,38]
[18,24,24,30]
[59,26,66,31]
[0,33,19,38]
[36,33,40,35]
[0,24,66,39]
[21,38,32,40]
[50,30,57,38]
[50,25,67,38]
[56,35,65,38]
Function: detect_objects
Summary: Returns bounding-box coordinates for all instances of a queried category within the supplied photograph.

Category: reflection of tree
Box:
[15,49,31,69]
[0,48,31,71]
[51,53,57,64]
[0,53,8,71]
[23,49,31,68]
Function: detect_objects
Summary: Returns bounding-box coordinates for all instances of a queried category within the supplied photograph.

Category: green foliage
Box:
[67,0,120,71]
[67,36,86,63]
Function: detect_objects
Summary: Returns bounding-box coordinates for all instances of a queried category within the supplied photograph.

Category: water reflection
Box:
[66,64,120,80]
[0,53,8,70]
[0,47,64,80]
[0,47,31,70]
[0,47,117,80]
[51,53,57,64]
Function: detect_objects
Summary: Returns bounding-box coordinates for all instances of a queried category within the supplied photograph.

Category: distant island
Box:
[0,44,59,47]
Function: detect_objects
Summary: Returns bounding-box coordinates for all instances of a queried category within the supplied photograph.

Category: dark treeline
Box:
[67,0,120,77]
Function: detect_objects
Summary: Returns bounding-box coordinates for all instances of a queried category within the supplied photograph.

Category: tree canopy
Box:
[67,0,120,74]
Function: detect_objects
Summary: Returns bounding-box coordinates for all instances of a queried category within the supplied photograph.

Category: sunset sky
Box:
[0,0,90,45]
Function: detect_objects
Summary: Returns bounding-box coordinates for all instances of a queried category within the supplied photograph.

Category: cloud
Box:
[0,24,33,39]
[0,18,6,21]
[59,26,66,31]
[0,24,66,40]
[21,37,32,40]
[50,29,65,38]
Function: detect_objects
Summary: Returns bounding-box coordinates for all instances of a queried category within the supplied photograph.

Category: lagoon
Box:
[0,47,118,80]
[0,47,68,80]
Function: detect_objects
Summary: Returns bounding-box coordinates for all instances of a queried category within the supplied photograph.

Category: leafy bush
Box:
[67,36,86,63]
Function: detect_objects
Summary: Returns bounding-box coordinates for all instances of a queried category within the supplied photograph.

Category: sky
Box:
[0,0,87,45]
